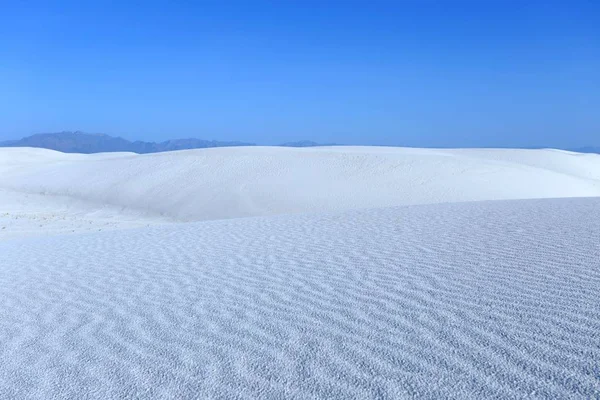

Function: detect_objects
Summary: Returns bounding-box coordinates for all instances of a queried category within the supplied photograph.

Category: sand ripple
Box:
[0,198,599,399]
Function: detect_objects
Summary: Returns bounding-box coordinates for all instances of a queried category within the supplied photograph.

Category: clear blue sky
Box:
[1,0,598,147]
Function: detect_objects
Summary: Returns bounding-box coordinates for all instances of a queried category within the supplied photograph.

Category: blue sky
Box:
[1,0,598,147]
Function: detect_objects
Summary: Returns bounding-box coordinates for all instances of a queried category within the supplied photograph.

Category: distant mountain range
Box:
[573,146,600,154]
[0,132,335,154]
[279,140,338,147]
[0,131,596,154]
[0,132,254,154]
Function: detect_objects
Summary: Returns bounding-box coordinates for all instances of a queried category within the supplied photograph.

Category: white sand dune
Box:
[1,146,599,398]
[0,188,172,240]
[1,146,599,240]
[0,197,599,398]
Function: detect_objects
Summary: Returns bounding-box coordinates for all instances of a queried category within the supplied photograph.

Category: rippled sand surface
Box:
[1,198,598,399]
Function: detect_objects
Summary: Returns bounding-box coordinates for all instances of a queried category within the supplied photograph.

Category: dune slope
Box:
[1,146,599,225]
[0,197,599,398]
